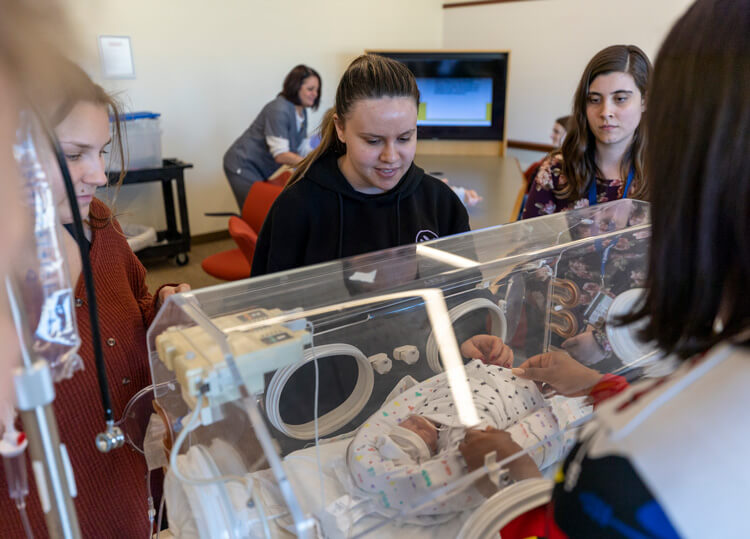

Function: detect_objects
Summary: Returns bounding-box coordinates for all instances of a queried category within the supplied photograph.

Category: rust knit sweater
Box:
[1,199,164,538]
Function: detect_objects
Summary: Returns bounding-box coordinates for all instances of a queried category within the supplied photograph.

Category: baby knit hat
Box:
[386,425,432,462]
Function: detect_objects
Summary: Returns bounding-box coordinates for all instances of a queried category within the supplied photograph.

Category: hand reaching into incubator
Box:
[562,328,606,366]
[459,427,542,495]
[460,334,514,367]
[512,350,603,397]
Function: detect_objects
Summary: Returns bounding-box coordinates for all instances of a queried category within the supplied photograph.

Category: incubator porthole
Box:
[265,343,374,440]
[278,355,359,424]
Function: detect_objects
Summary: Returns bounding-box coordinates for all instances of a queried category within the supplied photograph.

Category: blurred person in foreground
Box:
[460,0,750,537]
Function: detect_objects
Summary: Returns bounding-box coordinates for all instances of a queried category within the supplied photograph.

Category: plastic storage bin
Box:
[110,111,162,171]
[121,222,158,252]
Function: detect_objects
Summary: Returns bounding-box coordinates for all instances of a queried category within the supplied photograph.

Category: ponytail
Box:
[285,54,419,190]
[286,108,341,189]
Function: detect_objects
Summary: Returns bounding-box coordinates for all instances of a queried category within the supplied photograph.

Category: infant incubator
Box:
[145,199,662,538]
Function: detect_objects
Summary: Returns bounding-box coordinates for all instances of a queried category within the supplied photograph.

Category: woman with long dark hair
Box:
[522,45,651,219]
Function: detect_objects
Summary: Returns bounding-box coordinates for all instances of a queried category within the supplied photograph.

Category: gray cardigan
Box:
[223,95,308,183]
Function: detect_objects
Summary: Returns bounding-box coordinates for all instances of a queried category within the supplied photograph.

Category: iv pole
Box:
[6,277,81,538]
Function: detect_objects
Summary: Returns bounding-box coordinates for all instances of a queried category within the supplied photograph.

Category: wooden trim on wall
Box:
[507,139,555,152]
[367,48,511,54]
[416,140,504,156]
[444,0,539,8]
[192,229,230,244]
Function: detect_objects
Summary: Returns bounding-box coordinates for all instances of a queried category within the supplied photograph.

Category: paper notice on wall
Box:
[98,35,135,79]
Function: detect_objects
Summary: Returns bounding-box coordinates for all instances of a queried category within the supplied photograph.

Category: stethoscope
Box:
[588,166,635,287]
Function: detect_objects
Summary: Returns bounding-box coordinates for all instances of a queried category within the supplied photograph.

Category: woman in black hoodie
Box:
[251,54,470,277]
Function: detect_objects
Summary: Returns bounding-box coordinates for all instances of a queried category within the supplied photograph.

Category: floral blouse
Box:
[522,155,628,219]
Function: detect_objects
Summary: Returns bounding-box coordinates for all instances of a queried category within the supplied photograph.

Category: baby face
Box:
[400,415,438,455]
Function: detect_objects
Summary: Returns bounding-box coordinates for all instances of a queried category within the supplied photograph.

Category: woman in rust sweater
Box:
[0,63,189,537]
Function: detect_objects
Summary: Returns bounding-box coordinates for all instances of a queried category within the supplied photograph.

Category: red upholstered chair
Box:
[201,181,283,280]
[267,168,292,187]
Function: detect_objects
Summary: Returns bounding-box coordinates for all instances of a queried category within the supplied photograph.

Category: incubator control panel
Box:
[155,308,311,409]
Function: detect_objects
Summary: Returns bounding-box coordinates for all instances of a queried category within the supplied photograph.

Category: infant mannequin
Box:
[385,415,439,461]
[348,359,591,516]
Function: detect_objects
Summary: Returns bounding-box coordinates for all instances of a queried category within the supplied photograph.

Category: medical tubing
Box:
[2,400,32,538]
[42,117,113,423]
[252,487,273,539]
[17,502,34,539]
[169,400,249,489]
[309,323,326,507]
[168,398,273,538]
[412,414,591,512]
[115,381,174,455]
[116,382,173,430]
[155,494,166,538]
[145,468,155,538]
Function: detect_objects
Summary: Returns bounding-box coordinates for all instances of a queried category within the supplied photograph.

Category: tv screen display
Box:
[370,51,508,141]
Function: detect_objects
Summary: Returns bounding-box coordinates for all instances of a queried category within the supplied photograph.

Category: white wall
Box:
[64,0,444,235]
[443,0,695,145]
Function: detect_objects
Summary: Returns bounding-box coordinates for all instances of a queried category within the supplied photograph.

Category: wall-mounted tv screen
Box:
[370,51,509,141]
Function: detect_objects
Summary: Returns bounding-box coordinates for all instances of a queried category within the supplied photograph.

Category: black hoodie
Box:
[251,150,470,276]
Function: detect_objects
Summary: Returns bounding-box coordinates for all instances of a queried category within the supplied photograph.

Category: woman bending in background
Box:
[223,64,321,208]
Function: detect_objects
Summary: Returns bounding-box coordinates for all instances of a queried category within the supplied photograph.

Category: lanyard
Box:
[589,166,634,287]
[588,166,635,207]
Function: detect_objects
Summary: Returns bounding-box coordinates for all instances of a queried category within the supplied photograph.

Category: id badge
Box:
[584,291,614,328]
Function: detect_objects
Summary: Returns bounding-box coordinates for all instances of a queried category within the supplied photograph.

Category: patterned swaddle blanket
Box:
[347,359,590,516]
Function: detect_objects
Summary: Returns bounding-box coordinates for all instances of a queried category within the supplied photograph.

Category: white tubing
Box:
[169,402,249,489]
[167,400,262,539]
[265,343,374,439]
[426,298,508,373]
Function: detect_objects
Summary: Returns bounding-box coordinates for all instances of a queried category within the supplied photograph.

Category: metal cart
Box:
[109,158,193,266]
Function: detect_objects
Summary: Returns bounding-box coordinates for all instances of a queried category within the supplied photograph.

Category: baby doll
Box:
[347,360,590,516]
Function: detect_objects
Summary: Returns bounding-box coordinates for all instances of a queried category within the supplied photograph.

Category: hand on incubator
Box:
[156,283,192,310]
[460,334,514,367]
[512,351,603,397]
